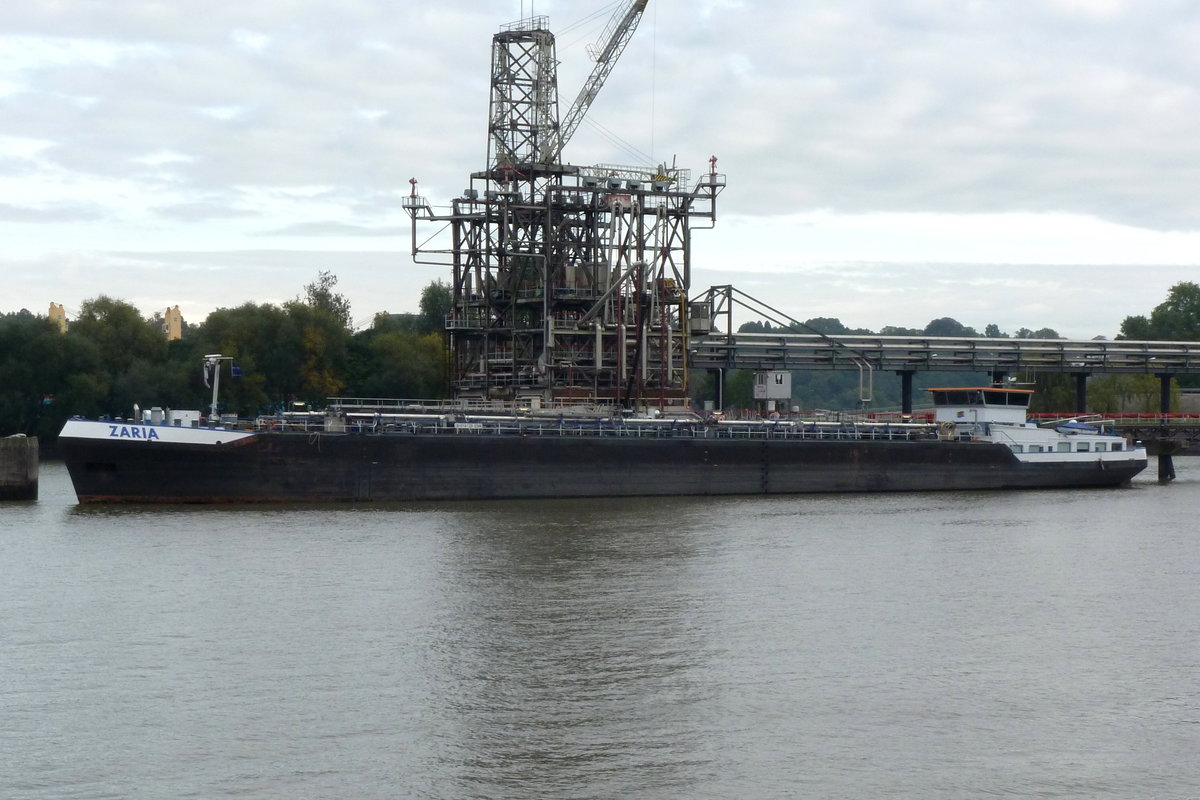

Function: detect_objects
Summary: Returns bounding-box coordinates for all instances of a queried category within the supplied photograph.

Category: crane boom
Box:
[540,0,649,165]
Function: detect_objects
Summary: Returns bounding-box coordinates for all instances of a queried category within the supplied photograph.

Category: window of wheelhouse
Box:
[1006,392,1031,408]
[983,390,1031,407]
[931,390,979,406]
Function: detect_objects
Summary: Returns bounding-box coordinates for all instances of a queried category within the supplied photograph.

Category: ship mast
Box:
[203,354,232,424]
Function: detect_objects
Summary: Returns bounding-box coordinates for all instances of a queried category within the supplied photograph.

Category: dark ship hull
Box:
[60,421,1146,504]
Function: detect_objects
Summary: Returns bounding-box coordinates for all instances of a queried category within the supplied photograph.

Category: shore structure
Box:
[0,435,38,501]
[404,5,724,412]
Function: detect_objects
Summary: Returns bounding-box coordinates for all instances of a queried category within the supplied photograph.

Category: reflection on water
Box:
[426,501,724,797]
[3,462,1199,798]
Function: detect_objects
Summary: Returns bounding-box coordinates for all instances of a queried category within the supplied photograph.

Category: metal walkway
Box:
[689,331,1200,375]
[688,285,1200,376]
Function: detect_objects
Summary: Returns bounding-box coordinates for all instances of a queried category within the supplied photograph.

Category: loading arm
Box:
[540,0,650,165]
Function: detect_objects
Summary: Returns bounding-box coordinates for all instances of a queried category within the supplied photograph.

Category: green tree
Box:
[369,311,422,334]
[69,296,166,374]
[802,317,851,335]
[302,270,352,329]
[723,369,754,410]
[192,302,295,413]
[1089,374,1171,414]
[64,296,168,418]
[285,301,350,402]
[419,280,453,334]
[0,311,97,437]
[1027,374,1075,413]
[187,300,352,413]
[348,331,447,399]
[1015,327,1061,339]
[1119,281,1200,341]
[923,318,978,337]
[1119,314,1153,340]
[1117,281,1200,389]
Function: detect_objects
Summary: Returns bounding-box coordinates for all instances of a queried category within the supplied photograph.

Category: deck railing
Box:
[251,413,942,442]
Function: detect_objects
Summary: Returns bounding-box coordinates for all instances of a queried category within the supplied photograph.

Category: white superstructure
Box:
[59,418,255,446]
[930,387,1144,466]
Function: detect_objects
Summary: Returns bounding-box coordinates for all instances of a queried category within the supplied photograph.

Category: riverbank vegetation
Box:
[1,277,1197,437]
[0,273,449,438]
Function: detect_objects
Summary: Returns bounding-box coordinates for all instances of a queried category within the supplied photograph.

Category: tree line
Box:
[2,278,1198,438]
[0,273,451,439]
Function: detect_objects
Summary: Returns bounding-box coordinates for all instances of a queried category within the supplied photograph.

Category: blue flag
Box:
[231,362,244,377]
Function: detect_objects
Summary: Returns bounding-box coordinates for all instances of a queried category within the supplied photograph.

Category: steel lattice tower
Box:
[406,13,724,410]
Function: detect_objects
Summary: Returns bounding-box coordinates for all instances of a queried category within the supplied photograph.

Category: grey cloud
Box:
[1,0,1198,266]
[0,2,493,202]
[151,201,261,221]
[676,1,1200,229]
[257,221,406,237]
[0,201,104,222]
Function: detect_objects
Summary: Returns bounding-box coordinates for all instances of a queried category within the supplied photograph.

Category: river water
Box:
[3,460,1199,799]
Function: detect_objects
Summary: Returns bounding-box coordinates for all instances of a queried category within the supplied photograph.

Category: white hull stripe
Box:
[59,418,255,446]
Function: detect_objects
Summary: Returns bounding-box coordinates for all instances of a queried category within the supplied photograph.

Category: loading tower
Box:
[405,5,725,410]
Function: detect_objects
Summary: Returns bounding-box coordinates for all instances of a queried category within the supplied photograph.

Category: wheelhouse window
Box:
[931,390,980,406]
[932,389,1032,407]
[983,390,1031,407]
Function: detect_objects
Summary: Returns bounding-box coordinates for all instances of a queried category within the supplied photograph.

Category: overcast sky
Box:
[2,0,1198,338]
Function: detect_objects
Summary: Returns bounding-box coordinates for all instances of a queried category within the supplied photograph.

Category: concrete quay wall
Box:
[0,435,38,500]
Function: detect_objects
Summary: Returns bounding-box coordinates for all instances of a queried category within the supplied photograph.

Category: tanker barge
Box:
[59,384,1146,503]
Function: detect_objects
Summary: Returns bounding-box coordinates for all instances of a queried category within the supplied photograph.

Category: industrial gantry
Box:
[405,2,724,410]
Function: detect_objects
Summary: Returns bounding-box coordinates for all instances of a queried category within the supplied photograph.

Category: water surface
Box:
[3,461,1199,798]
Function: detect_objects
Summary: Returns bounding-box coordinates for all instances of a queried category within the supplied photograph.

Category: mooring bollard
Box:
[0,435,38,500]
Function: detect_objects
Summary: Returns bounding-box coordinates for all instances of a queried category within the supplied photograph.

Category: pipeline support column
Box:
[1075,373,1088,415]
[898,371,914,418]
[1157,373,1176,483]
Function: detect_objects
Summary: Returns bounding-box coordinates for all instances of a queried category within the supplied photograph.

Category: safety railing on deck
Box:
[252,413,941,442]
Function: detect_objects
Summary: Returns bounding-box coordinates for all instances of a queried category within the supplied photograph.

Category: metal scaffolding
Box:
[406,12,724,409]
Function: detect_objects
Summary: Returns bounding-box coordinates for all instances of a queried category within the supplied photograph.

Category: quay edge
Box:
[0,435,38,501]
